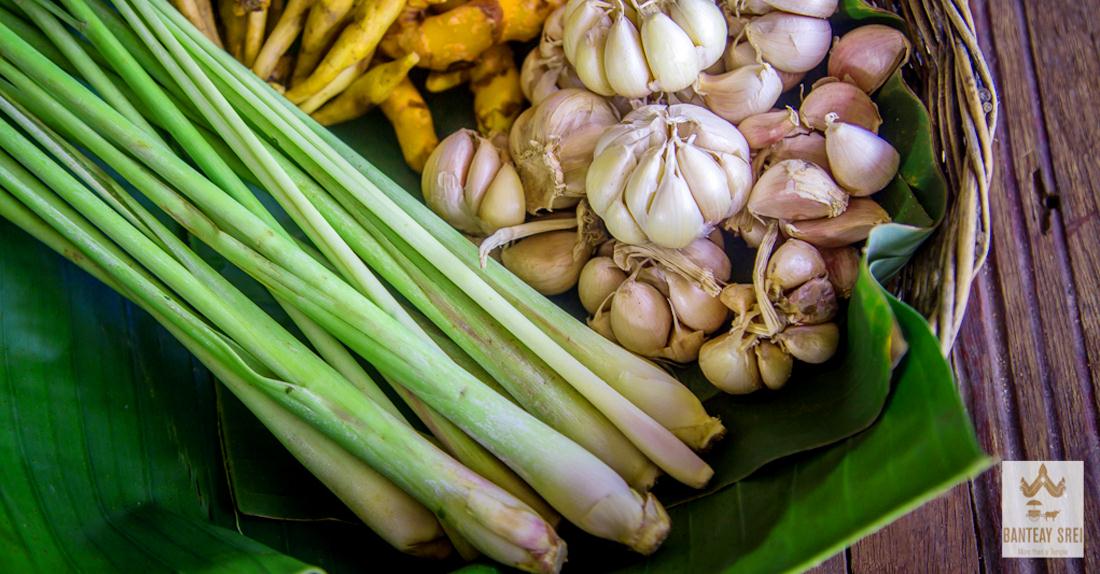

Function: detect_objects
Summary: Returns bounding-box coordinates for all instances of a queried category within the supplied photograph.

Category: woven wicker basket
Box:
[890,0,998,351]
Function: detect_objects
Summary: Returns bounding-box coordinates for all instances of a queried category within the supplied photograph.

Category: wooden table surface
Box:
[808,0,1100,571]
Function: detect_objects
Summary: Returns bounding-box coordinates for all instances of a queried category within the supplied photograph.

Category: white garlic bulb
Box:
[561,0,727,98]
[510,89,620,213]
[587,103,753,249]
[422,129,526,235]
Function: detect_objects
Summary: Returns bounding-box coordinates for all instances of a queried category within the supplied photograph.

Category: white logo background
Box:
[1002,461,1084,558]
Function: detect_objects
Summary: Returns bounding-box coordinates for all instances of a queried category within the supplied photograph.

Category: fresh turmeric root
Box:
[251,0,316,80]
[312,53,420,125]
[269,53,296,87]
[175,0,223,47]
[469,43,524,137]
[242,0,272,67]
[376,77,438,172]
[382,0,562,70]
[267,0,285,34]
[220,0,246,59]
[292,0,356,86]
[285,0,407,104]
[299,58,371,114]
[425,68,470,92]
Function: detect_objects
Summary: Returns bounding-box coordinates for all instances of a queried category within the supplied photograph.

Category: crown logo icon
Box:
[1019,463,1066,498]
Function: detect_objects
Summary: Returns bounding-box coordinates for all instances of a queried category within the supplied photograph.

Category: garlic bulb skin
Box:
[561,0,727,98]
[759,132,830,175]
[820,246,859,297]
[699,331,763,394]
[422,129,526,235]
[824,115,900,196]
[745,12,832,73]
[510,89,619,213]
[747,159,848,221]
[738,108,804,150]
[587,103,753,248]
[501,229,593,295]
[609,278,672,355]
[828,24,911,94]
[779,276,838,325]
[578,256,627,314]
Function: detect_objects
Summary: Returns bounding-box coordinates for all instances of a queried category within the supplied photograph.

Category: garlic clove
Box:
[717,152,754,217]
[720,283,757,316]
[672,103,752,160]
[800,79,883,132]
[477,163,527,234]
[755,340,793,390]
[828,24,911,94]
[748,159,848,220]
[604,15,654,98]
[610,278,673,355]
[668,273,729,333]
[820,245,860,298]
[578,256,628,315]
[696,64,783,124]
[738,0,773,15]
[682,235,733,280]
[573,29,616,97]
[824,115,900,196]
[623,145,664,231]
[725,13,751,37]
[777,323,839,363]
[764,132,830,175]
[603,199,649,245]
[782,197,891,248]
[655,320,707,363]
[641,11,702,92]
[562,0,605,63]
[464,135,504,213]
[668,0,728,69]
[677,142,734,223]
[422,129,480,234]
[642,149,706,248]
[588,307,618,342]
[737,107,803,150]
[699,330,763,394]
[764,0,837,18]
[745,12,832,73]
[723,209,767,247]
[637,263,670,296]
[723,40,757,71]
[501,229,592,295]
[586,143,638,216]
[766,238,826,294]
[778,69,806,92]
[778,276,837,325]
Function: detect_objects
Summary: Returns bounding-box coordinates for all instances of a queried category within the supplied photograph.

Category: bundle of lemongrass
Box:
[420,0,912,392]
[0,0,729,571]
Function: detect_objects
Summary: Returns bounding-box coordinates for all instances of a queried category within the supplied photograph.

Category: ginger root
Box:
[469,44,524,137]
[378,77,439,172]
[382,0,562,70]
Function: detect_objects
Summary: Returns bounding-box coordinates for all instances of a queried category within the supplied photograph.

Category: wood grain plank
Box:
[849,484,979,573]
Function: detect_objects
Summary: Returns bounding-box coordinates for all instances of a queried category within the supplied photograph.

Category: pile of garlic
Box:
[420,6,915,394]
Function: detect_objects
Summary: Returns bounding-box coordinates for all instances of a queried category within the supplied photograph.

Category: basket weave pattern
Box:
[883,0,998,351]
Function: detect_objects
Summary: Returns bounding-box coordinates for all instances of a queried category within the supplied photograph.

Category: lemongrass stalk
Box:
[0,115,563,573]
[149,6,723,449]
[0,187,451,557]
[86,0,553,520]
[145,3,713,486]
[0,33,669,551]
[13,0,159,137]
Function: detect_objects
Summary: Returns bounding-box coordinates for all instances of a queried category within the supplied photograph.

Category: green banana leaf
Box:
[0,2,990,574]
